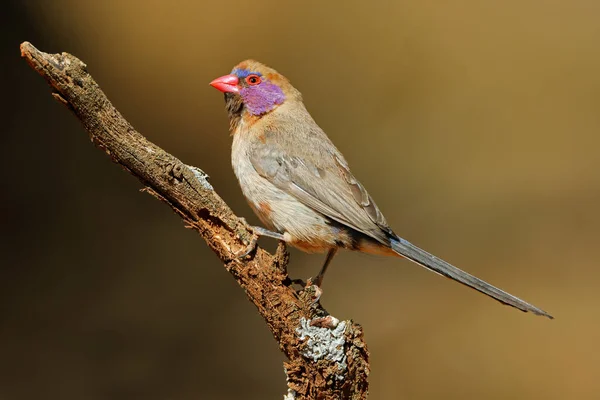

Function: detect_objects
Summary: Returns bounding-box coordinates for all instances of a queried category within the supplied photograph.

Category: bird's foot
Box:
[289,277,322,304]
[234,222,287,259]
[305,277,323,304]
[234,219,260,259]
[234,232,259,259]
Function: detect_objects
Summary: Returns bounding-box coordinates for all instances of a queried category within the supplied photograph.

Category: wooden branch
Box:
[20,42,369,399]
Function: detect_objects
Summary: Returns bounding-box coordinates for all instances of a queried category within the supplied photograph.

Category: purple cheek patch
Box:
[240,82,286,115]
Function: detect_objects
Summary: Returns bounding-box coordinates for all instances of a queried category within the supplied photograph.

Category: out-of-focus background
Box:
[2,1,599,399]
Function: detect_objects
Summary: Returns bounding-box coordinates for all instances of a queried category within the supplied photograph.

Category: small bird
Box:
[210,60,552,319]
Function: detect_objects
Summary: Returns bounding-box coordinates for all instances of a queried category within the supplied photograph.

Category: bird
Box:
[209,60,552,319]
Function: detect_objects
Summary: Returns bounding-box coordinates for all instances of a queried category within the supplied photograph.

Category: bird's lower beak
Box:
[209,74,239,93]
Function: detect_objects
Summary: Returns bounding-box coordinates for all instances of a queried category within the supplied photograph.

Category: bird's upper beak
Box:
[209,74,239,93]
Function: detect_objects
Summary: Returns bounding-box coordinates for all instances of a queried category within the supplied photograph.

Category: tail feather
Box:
[390,237,553,319]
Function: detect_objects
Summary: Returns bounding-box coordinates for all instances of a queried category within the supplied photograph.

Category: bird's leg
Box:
[302,249,337,304]
[312,248,338,288]
[234,224,286,259]
[252,226,286,240]
[290,249,339,296]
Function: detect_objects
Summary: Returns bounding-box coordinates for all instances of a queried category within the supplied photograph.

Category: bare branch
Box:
[20,42,369,399]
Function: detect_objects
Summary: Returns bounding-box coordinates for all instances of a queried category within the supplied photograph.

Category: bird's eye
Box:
[245,75,261,85]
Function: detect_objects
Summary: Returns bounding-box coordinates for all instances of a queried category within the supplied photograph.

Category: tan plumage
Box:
[210,60,552,318]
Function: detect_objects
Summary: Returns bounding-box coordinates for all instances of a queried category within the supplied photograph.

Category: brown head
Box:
[209,60,301,131]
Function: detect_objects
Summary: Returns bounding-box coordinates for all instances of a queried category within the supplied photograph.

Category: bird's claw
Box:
[309,282,323,304]
[234,224,259,259]
[303,278,323,304]
[290,278,322,303]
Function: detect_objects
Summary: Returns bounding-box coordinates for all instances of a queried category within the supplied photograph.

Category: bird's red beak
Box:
[209,74,239,93]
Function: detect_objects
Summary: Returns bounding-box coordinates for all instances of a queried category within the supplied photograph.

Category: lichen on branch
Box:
[20,41,369,400]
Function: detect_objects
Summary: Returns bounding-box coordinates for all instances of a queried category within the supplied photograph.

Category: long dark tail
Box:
[390,237,553,319]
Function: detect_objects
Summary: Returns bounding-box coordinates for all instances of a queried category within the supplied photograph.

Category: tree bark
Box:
[20,42,369,399]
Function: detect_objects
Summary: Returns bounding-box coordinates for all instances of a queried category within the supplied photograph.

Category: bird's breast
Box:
[231,130,351,252]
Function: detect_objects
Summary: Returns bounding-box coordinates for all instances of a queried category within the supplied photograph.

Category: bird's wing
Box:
[249,133,392,245]
[248,125,553,318]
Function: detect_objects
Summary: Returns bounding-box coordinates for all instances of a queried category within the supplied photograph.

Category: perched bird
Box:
[210,60,552,319]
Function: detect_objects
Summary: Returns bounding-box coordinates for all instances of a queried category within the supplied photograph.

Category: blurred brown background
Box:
[2,1,599,399]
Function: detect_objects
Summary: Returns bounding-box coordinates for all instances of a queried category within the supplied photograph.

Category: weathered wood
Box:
[20,42,369,399]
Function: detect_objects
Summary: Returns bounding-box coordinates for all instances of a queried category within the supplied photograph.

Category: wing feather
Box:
[249,131,392,245]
